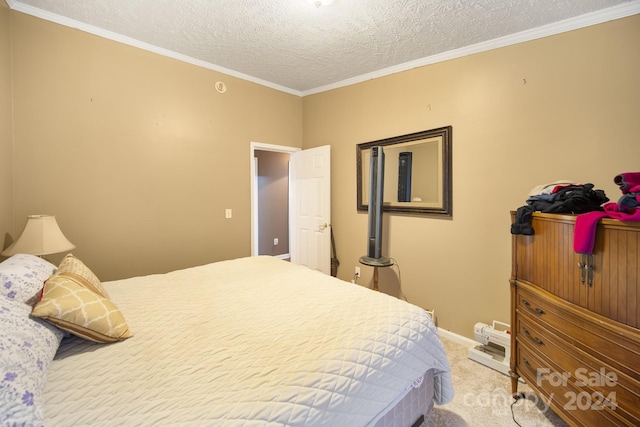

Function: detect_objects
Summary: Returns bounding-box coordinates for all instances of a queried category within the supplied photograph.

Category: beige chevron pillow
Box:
[32,274,132,343]
[57,253,109,298]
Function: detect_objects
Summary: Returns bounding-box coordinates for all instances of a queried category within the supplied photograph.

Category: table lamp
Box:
[1,215,75,257]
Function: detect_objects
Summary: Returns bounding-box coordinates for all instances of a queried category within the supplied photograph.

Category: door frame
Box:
[250,142,300,256]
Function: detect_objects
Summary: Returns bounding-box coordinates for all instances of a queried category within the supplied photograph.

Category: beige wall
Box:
[302,15,640,337]
[9,12,302,280]
[0,1,13,248]
[3,7,639,338]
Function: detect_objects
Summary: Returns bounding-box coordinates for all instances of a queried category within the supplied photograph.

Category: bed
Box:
[1,254,454,426]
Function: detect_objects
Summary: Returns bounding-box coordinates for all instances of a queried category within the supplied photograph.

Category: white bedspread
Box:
[44,256,453,426]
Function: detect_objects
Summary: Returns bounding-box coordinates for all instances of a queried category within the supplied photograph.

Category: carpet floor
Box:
[424,336,569,426]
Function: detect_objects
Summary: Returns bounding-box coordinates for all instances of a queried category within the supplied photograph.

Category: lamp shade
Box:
[1,215,75,256]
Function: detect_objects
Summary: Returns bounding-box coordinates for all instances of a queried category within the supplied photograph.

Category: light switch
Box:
[225,209,232,219]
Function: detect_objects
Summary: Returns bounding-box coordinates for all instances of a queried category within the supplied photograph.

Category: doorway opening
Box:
[250,142,300,258]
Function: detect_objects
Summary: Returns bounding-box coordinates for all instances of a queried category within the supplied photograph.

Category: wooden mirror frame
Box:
[357,126,452,217]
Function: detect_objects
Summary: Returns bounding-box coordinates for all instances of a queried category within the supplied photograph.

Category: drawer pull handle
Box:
[523,328,545,346]
[579,254,595,287]
[523,358,544,378]
[587,254,594,287]
[522,300,545,316]
[578,260,587,284]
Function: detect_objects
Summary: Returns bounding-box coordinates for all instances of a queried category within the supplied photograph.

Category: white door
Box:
[289,145,331,274]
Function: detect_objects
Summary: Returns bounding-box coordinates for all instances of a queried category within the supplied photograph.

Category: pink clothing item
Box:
[628,184,640,194]
[614,172,640,194]
[574,202,640,254]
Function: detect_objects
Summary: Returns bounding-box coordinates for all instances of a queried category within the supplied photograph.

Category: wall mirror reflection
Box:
[357,126,452,216]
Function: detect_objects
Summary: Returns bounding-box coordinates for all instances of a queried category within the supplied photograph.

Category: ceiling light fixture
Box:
[306,0,335,7]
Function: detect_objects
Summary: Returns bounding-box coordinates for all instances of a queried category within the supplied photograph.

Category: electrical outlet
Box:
[355,266,360,277]
[274,238,279,246]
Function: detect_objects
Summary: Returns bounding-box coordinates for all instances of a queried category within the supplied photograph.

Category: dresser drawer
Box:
[516,283,640,382]
[516,345,629,426]
[517,316,640,424]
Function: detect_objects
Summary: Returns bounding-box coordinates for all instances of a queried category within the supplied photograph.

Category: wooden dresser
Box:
[510,212,640,426]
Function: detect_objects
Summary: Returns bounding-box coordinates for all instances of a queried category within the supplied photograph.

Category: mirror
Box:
[357,126,452,216]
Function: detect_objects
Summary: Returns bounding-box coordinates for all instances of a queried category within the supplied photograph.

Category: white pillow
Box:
[0,254,57,305]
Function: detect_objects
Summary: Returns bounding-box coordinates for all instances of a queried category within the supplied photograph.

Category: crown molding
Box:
[301,1,640,96]
[7,0,640,97]
[6,0,302,96]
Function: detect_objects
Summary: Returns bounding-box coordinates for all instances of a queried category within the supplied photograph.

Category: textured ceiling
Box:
[8,0,640,95]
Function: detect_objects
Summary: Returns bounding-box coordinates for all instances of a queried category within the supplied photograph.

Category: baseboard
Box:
[436,327,476,347]
[274,253,290,260]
